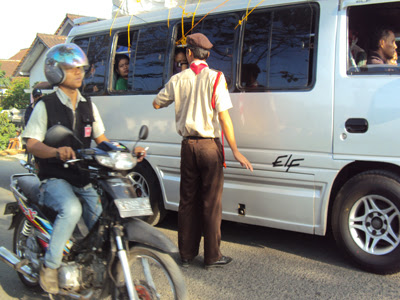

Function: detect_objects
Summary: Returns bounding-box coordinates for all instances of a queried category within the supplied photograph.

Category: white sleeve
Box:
[21,101,48,143]
[153,79,176,108]
[215,73,233,113]
[91,102,105,138]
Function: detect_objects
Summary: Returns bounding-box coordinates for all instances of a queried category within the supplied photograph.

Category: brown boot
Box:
[39,265,59,294]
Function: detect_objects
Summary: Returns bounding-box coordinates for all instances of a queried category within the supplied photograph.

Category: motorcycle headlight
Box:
[95,155,114,168]
[113,152,136,170]
[95,152,136,170]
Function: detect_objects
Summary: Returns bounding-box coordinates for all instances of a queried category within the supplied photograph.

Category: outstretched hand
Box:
[233,150,253,171]
[134,146,147,163]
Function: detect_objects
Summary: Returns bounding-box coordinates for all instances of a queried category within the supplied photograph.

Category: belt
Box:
[183,136,217,140]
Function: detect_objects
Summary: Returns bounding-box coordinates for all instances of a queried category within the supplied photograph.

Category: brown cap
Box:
[186,33,213,50]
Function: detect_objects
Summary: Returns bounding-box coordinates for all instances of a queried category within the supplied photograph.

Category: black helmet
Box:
[32,88,42,98]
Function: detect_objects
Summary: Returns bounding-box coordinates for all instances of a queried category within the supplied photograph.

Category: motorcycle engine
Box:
[58,262,81,291]
[58,257,107,292]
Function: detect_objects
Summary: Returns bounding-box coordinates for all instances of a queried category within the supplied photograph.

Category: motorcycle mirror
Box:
[44,125,83,147]
[131,125,149,154]
[138,125,149,140]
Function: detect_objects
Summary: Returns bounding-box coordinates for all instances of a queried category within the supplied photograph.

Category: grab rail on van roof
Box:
[74,17,103,26]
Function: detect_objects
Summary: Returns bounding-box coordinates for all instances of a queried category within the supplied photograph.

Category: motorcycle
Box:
[0,125,187,300]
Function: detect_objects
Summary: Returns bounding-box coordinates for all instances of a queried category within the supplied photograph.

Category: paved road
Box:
[0,155,399,299]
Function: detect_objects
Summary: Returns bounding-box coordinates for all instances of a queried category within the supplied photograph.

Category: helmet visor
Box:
[46,44,89,70]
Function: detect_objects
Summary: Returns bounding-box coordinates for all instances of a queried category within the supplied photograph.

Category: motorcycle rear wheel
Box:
[13,214,40,288]
[113,246,187,300]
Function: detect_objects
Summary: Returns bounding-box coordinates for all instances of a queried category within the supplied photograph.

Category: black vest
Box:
[37,92,95,187]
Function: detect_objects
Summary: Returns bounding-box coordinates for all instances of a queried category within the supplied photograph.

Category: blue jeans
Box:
[40,178,102,269]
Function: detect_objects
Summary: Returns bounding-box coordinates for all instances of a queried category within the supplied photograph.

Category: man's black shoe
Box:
[204,256,232,269]
[181,259,193,268]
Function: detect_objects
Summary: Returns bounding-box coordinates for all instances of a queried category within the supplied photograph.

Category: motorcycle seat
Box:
[17,175,41,205]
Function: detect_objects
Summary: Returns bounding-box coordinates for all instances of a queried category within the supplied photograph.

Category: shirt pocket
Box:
[80,112,95,124]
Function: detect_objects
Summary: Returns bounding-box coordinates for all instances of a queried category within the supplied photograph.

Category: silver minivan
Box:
[67,0,400,274]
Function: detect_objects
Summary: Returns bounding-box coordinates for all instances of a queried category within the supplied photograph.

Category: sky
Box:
[0,0,112,59]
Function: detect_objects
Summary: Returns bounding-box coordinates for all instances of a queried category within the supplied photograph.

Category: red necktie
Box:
[190,63,208,75]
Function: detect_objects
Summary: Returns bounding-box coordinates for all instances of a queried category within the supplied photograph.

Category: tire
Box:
[112,246,188,300]
[125,163,166,226]
[332,170,400,274]
[13,214,41,287]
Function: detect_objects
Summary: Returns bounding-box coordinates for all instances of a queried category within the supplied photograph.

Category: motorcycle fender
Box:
[8,211,22,231]
[124,218,178,254]
[4,202,19,215]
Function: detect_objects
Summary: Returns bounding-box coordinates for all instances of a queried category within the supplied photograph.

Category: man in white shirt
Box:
[153,33,253,269]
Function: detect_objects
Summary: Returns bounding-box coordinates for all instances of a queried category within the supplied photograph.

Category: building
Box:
[0,49,29,78]
[12,14,93,93]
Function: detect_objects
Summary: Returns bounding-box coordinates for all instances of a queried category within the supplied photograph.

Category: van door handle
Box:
[345,118,368,133]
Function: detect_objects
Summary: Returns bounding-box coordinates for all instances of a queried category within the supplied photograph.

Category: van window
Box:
[347,2,400,75]
[112,24,168,93]
[74,34,110,95]
[176,14,238,86]
[240,4,317,90]
[113,31,136,92]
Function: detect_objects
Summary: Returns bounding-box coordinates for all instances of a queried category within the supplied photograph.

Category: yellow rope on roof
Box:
[246,0,251,21]
[235,0,264,30]
[181,0,187,45]
[176,0,231,45]
[127,14,135,53]
[110,0,126,36]
[192,0,201,28]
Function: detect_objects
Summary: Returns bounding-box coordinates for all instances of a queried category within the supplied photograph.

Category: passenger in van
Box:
[367,28,397,65]
[173,48,188,74]
[114,54,129,90]
[152,33,253,270]
[83,64,99,93]
[388,51,398,65]
[241,63,262,88]
[349,29,367,67]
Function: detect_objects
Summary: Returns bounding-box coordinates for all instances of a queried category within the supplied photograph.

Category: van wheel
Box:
[332,170,400,274]
[125,162,166,226]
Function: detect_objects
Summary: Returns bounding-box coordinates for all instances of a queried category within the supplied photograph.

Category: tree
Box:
[0,63,11,107]
[1,78,30,109]
[0,63,11,88]
[0,110,16,151]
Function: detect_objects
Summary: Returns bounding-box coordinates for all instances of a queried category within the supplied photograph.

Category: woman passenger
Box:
[114,54,130,90]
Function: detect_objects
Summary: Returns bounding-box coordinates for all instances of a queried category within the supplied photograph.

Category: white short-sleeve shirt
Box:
[22,88,105,143]
[153,61,232,138]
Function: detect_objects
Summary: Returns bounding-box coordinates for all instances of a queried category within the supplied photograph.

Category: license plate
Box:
[114,198,153,218]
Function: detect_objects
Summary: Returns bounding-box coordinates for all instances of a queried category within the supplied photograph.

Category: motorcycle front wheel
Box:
[113,246,187,300]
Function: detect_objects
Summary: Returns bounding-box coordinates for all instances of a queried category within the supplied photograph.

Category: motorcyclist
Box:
[21,43,145,294]
[24,88,43,126]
